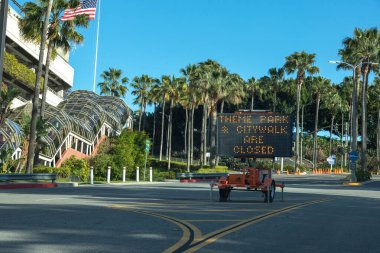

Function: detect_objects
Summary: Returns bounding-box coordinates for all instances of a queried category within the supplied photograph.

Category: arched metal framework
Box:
[0,90,132,163]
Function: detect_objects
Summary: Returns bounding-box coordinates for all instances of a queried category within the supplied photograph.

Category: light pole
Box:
[329,60,359,182]
[329,60,379,182]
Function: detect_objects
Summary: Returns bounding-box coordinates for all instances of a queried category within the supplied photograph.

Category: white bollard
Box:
[149,167,153,182]
[136,167,140,182]
[107,166,111,183]
[90,166,94,185]
[123,166,126,183]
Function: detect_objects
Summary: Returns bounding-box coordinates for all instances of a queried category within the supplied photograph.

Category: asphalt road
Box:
[1,175,379,253]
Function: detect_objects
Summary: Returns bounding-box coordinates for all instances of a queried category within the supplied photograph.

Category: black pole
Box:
[0,0,9,92]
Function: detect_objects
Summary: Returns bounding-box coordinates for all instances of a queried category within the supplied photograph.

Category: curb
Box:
[342,182,363,186]
[0,183,57,189]
[56,182,79,187]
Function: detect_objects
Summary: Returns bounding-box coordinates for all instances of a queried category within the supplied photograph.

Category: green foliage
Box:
[149,158,199,172]
[89,153,116,181]
[355,169,372,182]
[197,166,228,173]
[89,129,149,180]
[3,52,43,90]
[33,165,70,179]
[62,156,89,182]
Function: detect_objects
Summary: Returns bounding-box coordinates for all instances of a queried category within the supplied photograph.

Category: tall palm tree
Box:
[310,76,331,169]
[245,77,266,111]
[131,74,153,132]
[198,60,230,167]
[324,87,342,156]
[19,0,89,120]
[158,75,170,161]
[283,51,319,171]
[268,67,284,112]
[338,28,379,171]
[165,76,185,169]
[21,0,53,172]
[180,64,197,171]
[147,80,160,156]
[98,68,129,97]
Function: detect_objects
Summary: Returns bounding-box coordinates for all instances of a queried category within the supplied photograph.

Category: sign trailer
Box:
[216,112,294,202]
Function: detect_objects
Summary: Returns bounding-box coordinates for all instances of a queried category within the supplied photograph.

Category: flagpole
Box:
[92,0,101,93]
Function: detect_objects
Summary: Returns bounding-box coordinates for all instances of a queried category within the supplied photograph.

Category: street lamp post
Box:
[329,60,359,182]
[329,60,379,182]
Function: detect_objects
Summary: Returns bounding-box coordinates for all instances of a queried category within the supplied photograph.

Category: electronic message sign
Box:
[217,113,293,158]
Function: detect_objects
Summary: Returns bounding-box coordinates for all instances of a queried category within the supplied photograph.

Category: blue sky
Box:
[13,0,380,111]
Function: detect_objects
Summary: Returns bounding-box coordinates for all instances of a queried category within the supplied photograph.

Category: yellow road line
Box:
[184,220,245,222]
[182,199,329,253]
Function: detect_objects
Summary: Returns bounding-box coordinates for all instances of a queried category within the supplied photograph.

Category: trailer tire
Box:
[264,180,276,203]
[219,188,230,202]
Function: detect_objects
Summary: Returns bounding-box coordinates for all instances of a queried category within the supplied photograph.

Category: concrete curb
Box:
[56,182,79,187]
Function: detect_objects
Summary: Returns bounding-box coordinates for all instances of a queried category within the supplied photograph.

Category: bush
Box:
[62,156,89,182]
[33,165,70,179]
[33,165,54,173]
[356,170,372,182]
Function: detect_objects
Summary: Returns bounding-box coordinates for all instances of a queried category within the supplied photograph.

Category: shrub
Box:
[356,170,371,182]
[33,165,54,173]
[62,156,89,182]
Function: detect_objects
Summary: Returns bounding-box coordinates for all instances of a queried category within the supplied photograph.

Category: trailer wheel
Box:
[219,188,230,202]
[264,180,276,203]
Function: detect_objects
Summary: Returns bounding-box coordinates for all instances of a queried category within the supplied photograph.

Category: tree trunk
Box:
[312,93,320,169]
[40,41,53,119]
[295,82,301,171]
[167,99,173,170]
[151,103,157,156]
[138,105,143,132]
[377,107,380,174]
[361,67,369,171]
[26,0,53,173]
[142,103,146,132]
[190,106,195,165]
[273,90,277,112]
[204,107,208,166]
[250,95,254,111]
[159,101,165,161]
[210,101,217,167]
[184,108,188,155]
[200,106,204,165]
[329,115,335,156]
[186,106,191,172]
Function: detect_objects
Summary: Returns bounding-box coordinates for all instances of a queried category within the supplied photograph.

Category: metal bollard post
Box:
[123,166,126,183]
[136,167,140,182]
[90,166,94,185]
[107,166,111,183]
[149,167,152,182]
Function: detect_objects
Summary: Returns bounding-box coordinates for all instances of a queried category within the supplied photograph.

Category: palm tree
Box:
[147,80,160,156]
[310,76,331,169]
[165,76,185,169]
[283,51,319,171]
[98,68,128,97]
[158,75,170,161]
[131,75,153,132]
[21,0,53,172]
[268,67,284,112]
[180,64,197,171]
[324,87,342,156]
[338,28,380,171]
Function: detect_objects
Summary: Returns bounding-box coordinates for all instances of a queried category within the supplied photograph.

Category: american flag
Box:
[61,0,97,21]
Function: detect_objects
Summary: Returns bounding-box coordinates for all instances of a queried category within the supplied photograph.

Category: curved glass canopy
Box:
[0,90,131,159]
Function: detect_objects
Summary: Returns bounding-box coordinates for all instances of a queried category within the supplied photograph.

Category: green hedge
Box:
[33,165,70,179]
[4,51,43,90]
